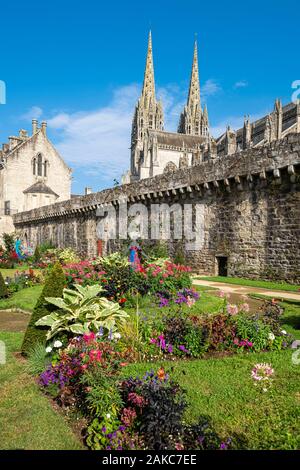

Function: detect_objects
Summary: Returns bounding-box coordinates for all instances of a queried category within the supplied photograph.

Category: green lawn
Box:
[248,296,300,340]
[123,350,300,449]
[0,285,43,312]
[196,276,300,292]
[0,266,34,278]
[0,331,83,450]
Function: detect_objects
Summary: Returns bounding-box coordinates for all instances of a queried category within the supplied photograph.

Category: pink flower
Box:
[83,332,96,344]
[186,296,196,308]
[226,304,239,316]
[218,290,226,298]
[240,302,250,312]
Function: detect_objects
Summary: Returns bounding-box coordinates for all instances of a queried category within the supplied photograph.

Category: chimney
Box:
[85,187,92,195]
[41,121,47,136]
[32,119,38,135]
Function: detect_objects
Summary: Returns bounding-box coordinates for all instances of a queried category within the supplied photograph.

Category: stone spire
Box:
[187,39,201,114]
[130,31,164,180]
[178,39,208,137]
[140,31,156,108]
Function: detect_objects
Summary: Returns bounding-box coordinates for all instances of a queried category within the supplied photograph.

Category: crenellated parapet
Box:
[14,132,300,225]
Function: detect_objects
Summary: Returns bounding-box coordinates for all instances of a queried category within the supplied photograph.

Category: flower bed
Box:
[38,332,227,450]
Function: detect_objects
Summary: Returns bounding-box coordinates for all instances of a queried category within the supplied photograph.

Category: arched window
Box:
[44,160,48,177]
[37,154,43,176]
[32,157,36,175]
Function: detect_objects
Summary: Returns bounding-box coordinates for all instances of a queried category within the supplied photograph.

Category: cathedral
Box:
[125,32,300,182]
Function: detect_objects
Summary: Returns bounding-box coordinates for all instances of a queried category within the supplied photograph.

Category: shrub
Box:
[200,313,237,351]
[145,261,192,295]
[120,370,223,450]
[0,271,8,298]
[2,232,15,254]
[58,247,80,265]
[36,284,129,340]
[64,260,103,287]
[33,245,41,262]
[26,342,51,375]
[21,262,66,355]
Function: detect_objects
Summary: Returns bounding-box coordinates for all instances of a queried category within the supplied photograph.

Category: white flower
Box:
[53,340,63,348]
[113,332,121,340]
[281,330,287,335]
[106,413,111,419]
[45,346,52,353]
[268,333,275,341]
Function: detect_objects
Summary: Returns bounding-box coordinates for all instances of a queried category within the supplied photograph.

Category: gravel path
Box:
[193,279,300,302]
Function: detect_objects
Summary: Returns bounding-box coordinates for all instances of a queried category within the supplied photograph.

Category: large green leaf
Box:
[35,312,60,327]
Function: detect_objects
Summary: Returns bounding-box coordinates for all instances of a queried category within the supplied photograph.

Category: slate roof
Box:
[23,181,59,197]
[149,130,206,148]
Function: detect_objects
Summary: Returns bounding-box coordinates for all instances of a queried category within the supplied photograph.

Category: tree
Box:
[33,245,41,262]
[21,262,66,355]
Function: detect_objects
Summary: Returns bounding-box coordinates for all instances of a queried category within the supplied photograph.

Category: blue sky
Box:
[0,0,299,194]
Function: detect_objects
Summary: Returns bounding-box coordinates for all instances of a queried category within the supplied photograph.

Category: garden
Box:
[0,237,299,451]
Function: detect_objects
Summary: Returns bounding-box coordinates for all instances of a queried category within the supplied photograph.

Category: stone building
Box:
[124,33,300,182]
[0,120,72,240]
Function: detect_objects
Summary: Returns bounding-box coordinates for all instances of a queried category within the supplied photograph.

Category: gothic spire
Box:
[187,39,201,113]
[141,30,156,106]
[178,39,208,137]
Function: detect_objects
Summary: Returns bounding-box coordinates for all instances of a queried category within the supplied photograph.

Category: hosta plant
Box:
[35,284,129,340]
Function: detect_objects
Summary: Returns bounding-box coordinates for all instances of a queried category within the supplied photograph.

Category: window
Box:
[32,157,36,175]
[44,160,48,177]
[37,154,43,176]
[4,201,10,215]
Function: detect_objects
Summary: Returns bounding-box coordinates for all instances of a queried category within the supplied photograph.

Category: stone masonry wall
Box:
[13,134,300,282]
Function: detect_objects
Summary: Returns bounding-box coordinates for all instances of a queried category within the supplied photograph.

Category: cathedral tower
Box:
[130,31,164,179]
[178,40,209,137]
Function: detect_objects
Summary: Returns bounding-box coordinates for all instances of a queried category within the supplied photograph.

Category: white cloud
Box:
[20,105,43,120]
[47,85,140,183]
[46,83,189,184]
[202,79,221,99]
[234,80,248,89]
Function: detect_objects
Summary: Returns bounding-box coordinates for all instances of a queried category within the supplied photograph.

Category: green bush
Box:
[36,284,129,340]
[34,245,41,262]
[0,271,8,298]
[21,262,66,355]
[26,342,51,375]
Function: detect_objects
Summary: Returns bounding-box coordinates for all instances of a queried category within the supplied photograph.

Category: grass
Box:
[0,285,43,312]
[123,350,300,449]
[0,266,34,278]
[196,276,300,292]
[248,295,300,340]
[0,331,83,450]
